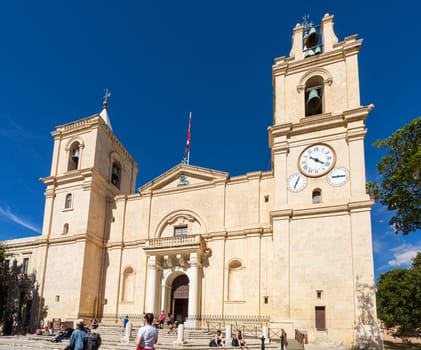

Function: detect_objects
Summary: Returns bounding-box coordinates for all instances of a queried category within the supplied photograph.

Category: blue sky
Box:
[0,1,419,280]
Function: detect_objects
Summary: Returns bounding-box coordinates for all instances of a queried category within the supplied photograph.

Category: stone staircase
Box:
[0,324,304,350]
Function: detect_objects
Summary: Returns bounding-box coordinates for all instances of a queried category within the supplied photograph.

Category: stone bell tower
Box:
[38,95,137,321]
[268,14,382,348]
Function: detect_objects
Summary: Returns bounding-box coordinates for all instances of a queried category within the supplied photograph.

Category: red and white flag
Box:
[183,112,192,162]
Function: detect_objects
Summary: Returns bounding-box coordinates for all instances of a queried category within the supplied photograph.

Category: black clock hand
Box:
[332,175,346,178]
[294,177,300,188]
[309,156,325,165]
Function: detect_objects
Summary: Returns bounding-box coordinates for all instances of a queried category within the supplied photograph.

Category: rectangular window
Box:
[4,259,9,270]
[23,258,29,275]
[174,226,188,236]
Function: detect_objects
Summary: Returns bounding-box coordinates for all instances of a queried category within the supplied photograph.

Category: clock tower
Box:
[268,14,381,346]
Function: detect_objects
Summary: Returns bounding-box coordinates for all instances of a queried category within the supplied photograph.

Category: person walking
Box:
[69,319,88,350]
[84,321,102,350]
[123,315,129,329]
[135,313,158,350]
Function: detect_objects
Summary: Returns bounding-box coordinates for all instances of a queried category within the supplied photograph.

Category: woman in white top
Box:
[136,313,158,350]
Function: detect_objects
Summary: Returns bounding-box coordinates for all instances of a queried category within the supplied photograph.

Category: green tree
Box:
[413,251,421,269]
[0,242,13,333]
[0,242,39,335]
[367,117,421,235]
[376,251,421,336]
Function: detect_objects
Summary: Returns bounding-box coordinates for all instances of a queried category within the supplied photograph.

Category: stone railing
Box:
[145,234,206,250]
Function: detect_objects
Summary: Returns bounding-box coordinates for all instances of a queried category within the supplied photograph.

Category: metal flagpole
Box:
[187,112,191,165]
[183,112,192,165]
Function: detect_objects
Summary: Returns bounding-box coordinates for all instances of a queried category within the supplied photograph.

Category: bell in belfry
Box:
[303,46,314,58]
[306,88,321,113]
[305,26,319,48]
[71,148,80,161]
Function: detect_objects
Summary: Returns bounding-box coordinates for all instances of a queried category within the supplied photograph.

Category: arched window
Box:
[68,142,80,171]
[63,223,69,234]
[312,189,321,204]
[228,260,244,301]
[122,267,135,302]
[65,193,72,209]
[111,161,122,189]
[305,76,324,116]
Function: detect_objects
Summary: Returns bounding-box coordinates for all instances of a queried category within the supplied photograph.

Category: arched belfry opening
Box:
[111,161,122,189]
[305,75,324,116]
[68,142,81,171]
[171,274,189,323]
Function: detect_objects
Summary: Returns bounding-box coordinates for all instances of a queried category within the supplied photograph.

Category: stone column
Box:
[262,325,268,344]
[185,252,200,329]
[226,324,232,344]
[160,281,166,312]
[146,255,158,313]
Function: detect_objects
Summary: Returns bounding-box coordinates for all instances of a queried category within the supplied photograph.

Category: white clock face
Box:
[298,144,335,177]
[327,167,349,186]
[287,173,307,192]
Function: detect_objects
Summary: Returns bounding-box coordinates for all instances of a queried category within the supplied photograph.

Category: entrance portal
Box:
[171,274,189,323]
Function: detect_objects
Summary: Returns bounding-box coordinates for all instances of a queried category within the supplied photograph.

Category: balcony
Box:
[143,234,207,256]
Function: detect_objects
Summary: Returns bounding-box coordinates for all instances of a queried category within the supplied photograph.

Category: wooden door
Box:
[315,306,326,330]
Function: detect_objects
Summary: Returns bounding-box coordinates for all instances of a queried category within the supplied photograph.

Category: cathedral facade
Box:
[4,14,383,349]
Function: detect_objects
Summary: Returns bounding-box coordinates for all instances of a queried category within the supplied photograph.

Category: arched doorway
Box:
[171,274,189,323]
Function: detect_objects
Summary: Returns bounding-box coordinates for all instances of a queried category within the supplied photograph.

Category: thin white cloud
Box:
[379,242,421,270]
[0,205,41,234]
[0,115,41,141]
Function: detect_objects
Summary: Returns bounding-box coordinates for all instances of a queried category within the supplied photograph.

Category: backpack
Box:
[83,332,102,350]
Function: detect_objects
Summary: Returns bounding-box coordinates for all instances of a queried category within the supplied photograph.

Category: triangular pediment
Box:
[139,163,229,193]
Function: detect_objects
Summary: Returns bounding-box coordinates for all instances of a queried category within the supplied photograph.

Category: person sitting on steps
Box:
[209,330,223,347]
[232,330,246,347]
[166,313,176,335]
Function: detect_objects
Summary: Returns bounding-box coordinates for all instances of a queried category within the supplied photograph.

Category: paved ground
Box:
[2,327,357,350]
[0,336,345,350]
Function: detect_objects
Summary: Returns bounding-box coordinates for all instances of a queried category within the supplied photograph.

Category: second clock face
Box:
[327,167,349,186]
[298,144,335,177]
[287,173,307,192]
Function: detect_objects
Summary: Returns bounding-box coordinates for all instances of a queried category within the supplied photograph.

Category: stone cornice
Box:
[228,171,272,184]
[40,167,120,198]
[52,115,136,167]
[106,239,146,250]
[3,232,107,250]
[145,179,224,197]
[347,199,374,212]
[273,38,362,78]
[3,236,46,250]
[269,105,373,145]
[270,200,373,221]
